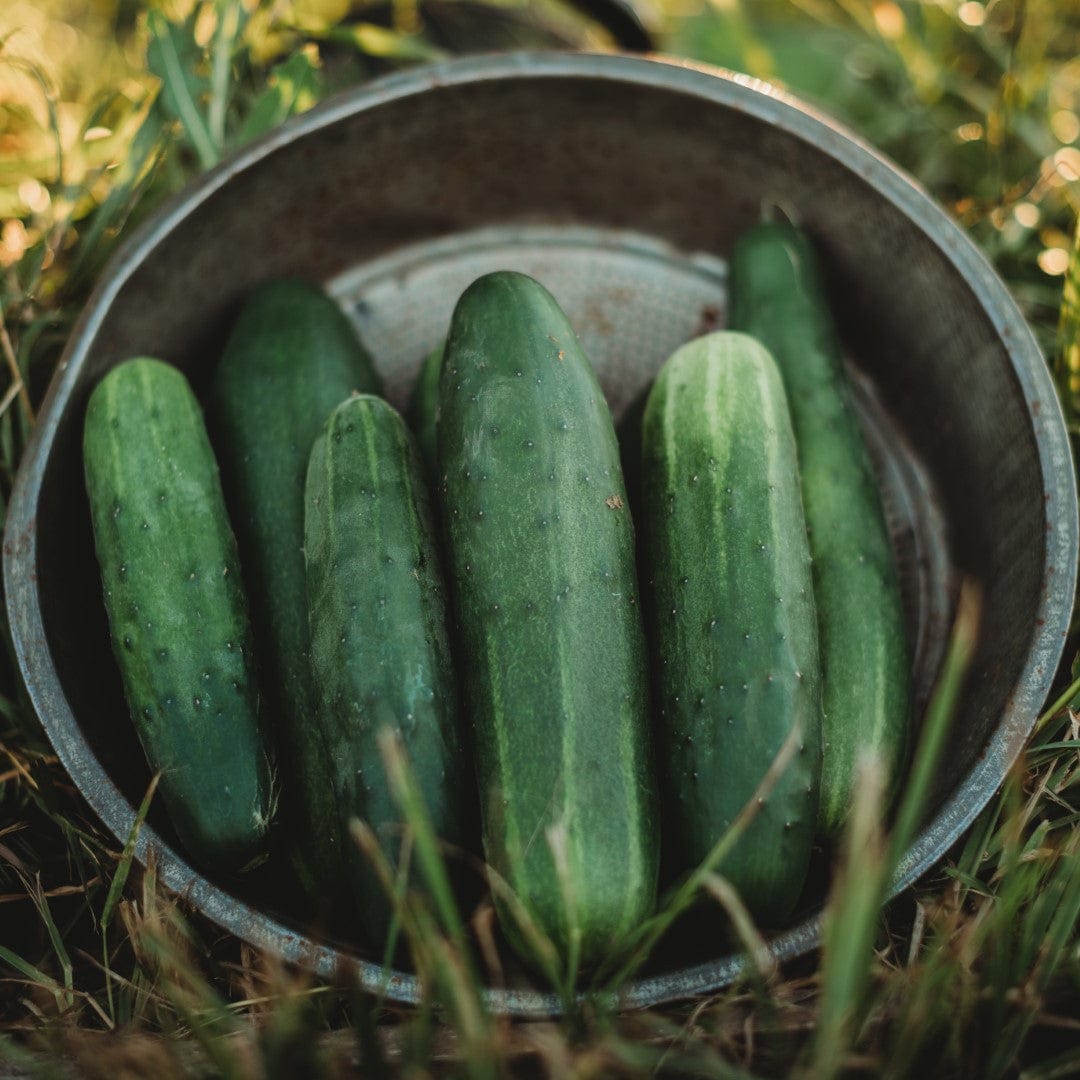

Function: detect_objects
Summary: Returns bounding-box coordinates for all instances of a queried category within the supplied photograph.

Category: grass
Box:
[2,0,1080,1075]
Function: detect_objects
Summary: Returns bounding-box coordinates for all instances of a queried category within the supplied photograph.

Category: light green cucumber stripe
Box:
[392,406,423,579]
[871,627,889,744]
[360,399,382,517]
[616,689,646,935]
[512,484,575,928]
[107,363,168,526]
[317,422,336,577]
[100,370,126,515]
[844,604,890,747]
[483,628,519,873]
[391,404,436,728]
[661,351,681,487]
[756,352,790,621]
[554,542,576,936]
[358,403,384,618]
[708,340,732,588]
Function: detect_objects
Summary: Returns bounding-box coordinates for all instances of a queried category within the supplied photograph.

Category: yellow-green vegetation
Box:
[2,1,1080,1077]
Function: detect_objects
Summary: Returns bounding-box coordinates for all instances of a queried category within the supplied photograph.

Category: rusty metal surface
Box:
[3,52,1075,1015]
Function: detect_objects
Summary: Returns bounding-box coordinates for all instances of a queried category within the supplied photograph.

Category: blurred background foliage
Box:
[1,1,1080,1076]
[1,0,1077,325]
[0,0,1077,440]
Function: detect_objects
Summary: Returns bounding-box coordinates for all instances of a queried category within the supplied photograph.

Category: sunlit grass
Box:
[1,1,1079,1076]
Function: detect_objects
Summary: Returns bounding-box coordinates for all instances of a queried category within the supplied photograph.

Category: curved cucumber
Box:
[209,279,382,893]
[438,270,658,969]
[83,358,273,869]
[728,220,910,838]
[305,394,463,944]
[406,341,444,479]
[641,332,822,923]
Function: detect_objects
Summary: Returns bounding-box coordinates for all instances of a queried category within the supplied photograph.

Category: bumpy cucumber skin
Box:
[438,271,658,967]
[209,279,382,894]
[406,342,444,478]
[727,221,910,838]
[83,358,273,868]
[641,332,822,924]
[305,395,463,944]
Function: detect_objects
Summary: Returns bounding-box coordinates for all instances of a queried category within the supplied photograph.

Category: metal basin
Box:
[4,52,1075,1015]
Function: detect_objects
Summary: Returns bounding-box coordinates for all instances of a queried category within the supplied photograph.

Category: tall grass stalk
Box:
[1,2,1079,1076]
[809,581,980,1078]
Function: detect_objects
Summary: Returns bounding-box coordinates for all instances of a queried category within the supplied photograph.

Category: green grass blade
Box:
[810,580,981,1078]
[238,48,322,145]
[377,729,468,959]
[699,872,775,994]
[809,753,890,1079]
[349,985,390,1080]
[1034,668,1080,736]
[1056,212,1080,419]
[100,772,159,933]
[19,870,74,1009]
[888,581,982,868]
[146,10,217,170]
[64,97,166,296]
[476,859,562,990]
[0,944,62,993]
[322,22,448,62]
[0,1032,71,1079]
[351,817,497,1079]
[1020,1045,1080,1080]
[983,842,1080,1077]
[208,0,243,152]
[600,714,806,991]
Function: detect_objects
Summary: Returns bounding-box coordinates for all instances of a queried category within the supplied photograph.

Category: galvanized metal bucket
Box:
[4,52,1075,1015]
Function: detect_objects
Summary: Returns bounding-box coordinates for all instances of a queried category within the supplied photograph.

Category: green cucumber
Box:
[727,220,910,838]
[406,341,444,478]
[83,358,273,868]
[209,279,382,894]
[640,332,822,923]
[304,394,463,943]
[438,270,658,969]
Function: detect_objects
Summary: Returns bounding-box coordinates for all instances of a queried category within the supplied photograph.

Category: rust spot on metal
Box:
[697,303,721,334]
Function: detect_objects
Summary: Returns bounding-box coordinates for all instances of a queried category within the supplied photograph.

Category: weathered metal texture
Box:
[3,53,1075,1015]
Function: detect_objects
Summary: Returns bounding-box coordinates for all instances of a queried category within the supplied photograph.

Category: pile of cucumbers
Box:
[82,219,910,972]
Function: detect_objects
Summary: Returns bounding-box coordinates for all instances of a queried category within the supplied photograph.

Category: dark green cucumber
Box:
[728,220,910,838]
[406,341,444,478]
[641,332,822,924]
[83,358,273,868]
[209,279,381,894]
[304,394,463,944]
[438,270,658,968]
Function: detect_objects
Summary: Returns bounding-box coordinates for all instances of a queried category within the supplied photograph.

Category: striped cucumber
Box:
[641,332,822,923]
[406,341,444,478]
[438,270,658,969]
[209,279,381,894]
[83,358,273,869]
[304,394,463,943]
[728,220,910,838]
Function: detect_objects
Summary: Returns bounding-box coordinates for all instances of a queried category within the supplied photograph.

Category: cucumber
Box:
[209,279,382,895]
[727,220,910,838]
[438,270,658,968]
[304,394,463,943]
[640,332,822,923]
[83,358,273,868]
[406,341,444,479]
